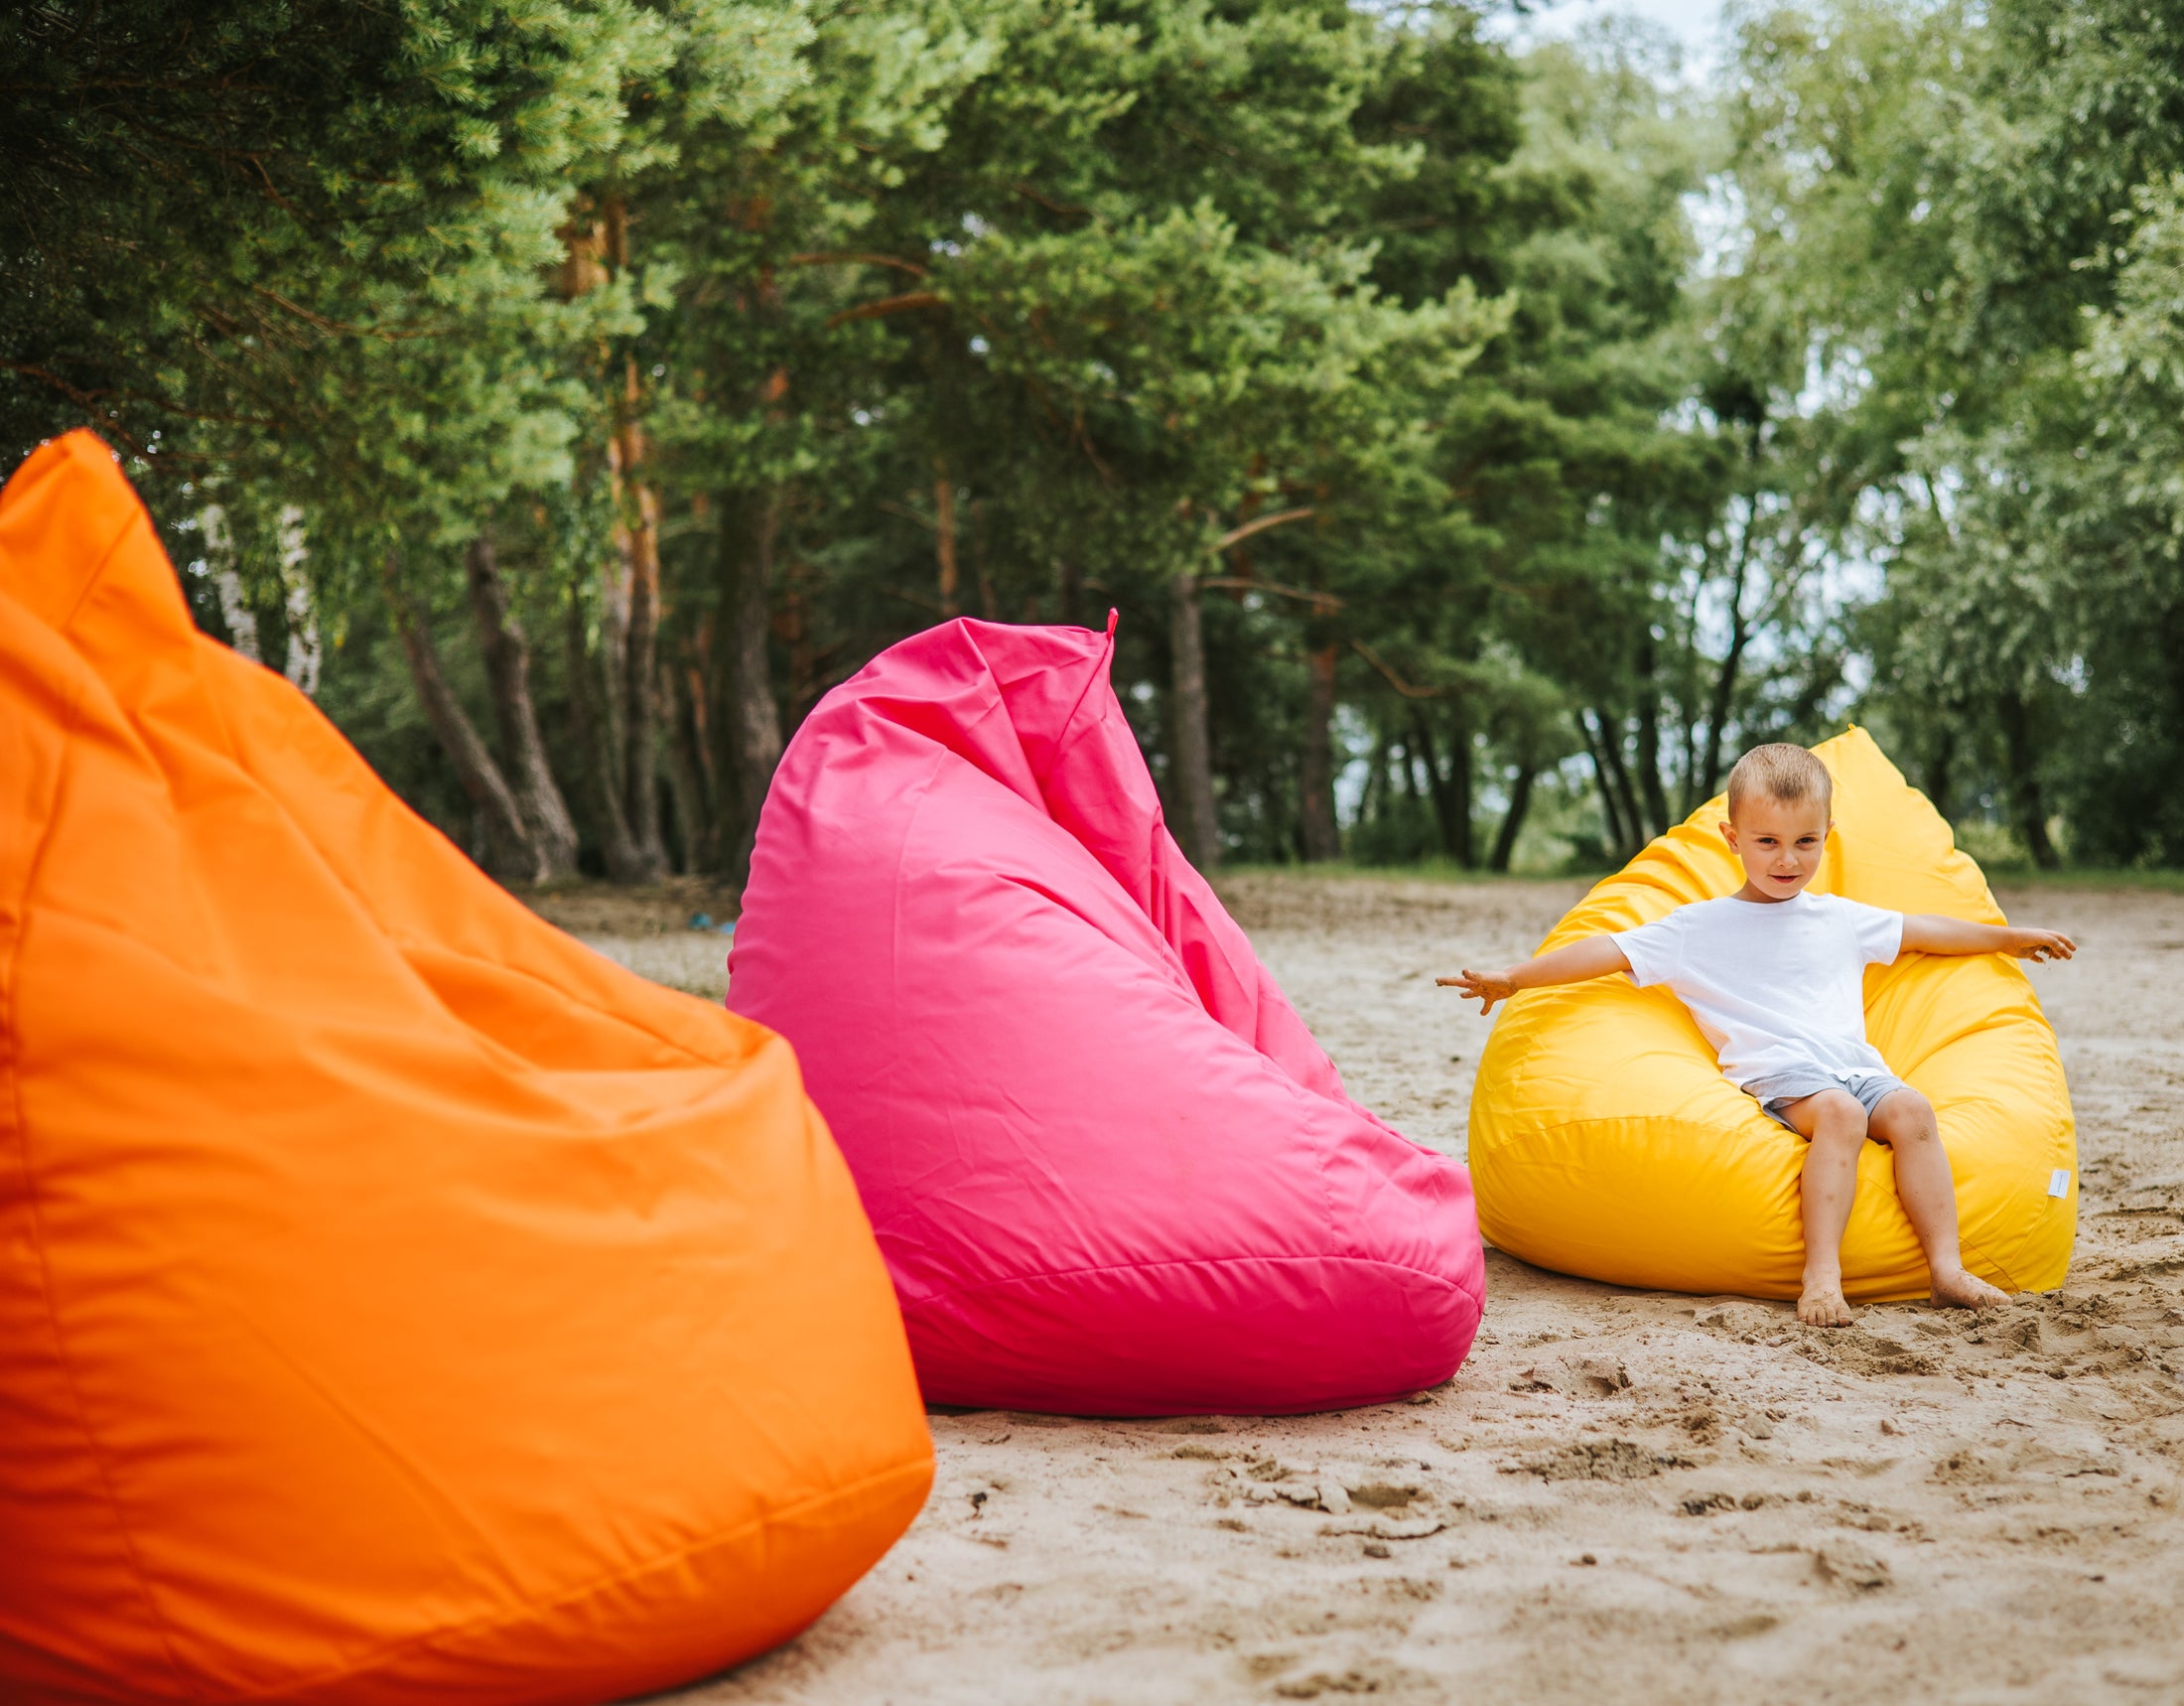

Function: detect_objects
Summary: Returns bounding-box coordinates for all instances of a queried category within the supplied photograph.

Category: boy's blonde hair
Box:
[1725,743,1832,820]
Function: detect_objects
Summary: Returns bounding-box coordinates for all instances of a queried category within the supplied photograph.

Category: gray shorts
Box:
[1744,1068,1912,1134]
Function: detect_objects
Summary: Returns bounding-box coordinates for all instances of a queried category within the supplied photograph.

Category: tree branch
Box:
[1199,575,1342,614]
[1011,182,1092,219]
[1350,638,1450,700]
[787,251,930,278]
[828,291,944,328]
[1211,504,1314,552]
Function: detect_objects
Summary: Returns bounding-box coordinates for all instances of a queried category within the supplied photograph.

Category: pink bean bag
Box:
[729,618,1484,1414]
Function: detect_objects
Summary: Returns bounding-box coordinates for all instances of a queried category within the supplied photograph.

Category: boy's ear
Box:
[1718,818,1737,848]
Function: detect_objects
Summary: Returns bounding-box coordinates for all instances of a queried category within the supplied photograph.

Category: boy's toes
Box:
[1932,1269,2009,1312]
[1798,1284,1852,1328]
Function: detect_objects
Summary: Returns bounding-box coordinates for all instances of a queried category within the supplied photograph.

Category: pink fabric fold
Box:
[730,618,1485,1414]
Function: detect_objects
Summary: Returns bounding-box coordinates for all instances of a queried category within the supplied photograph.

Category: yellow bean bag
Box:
[1468,728,2075,1301]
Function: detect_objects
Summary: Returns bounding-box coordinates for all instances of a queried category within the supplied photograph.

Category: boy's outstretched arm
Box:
[1436,935,1632,1016]
[1899,915,2077,962]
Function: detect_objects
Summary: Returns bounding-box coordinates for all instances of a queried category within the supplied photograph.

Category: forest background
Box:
[10,0,2184,890]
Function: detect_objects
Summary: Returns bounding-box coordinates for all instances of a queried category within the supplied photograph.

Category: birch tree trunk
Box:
[465,532,579,880]
[199,502,261,661]
[275,505,321,695]
[1167,572,1221,869]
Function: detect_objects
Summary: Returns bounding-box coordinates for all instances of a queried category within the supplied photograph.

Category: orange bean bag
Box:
[0,432,932,1705]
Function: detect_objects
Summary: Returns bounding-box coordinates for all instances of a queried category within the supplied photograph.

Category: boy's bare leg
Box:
[1867,1089,2009,1312]
[1777,1089,1868,1327]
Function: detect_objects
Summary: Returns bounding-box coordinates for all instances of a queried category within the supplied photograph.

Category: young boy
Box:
[1439,743,2076,1327]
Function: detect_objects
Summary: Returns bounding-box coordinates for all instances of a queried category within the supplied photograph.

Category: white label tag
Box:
[2048,1169,2071,1199]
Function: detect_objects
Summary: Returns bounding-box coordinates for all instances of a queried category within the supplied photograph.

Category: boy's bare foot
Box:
[1930,1267,2008,1311]
[1798,1280,1853,1327]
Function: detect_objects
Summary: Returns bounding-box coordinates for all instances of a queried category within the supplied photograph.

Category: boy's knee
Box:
[1869,1087,1937,1144]
[1808,1089,1868,1143]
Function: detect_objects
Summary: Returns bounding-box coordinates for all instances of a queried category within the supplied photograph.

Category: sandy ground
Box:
[535,875,2184,1705]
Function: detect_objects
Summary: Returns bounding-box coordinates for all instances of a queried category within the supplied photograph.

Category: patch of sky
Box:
[1332,699,1375,826]
[1483,0,1727,83]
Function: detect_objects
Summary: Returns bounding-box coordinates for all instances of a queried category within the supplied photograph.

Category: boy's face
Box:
[1719,793,1831,901]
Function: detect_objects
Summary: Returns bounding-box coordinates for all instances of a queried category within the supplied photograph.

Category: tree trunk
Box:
[596,548,630,811]
[1298,638,1341,862]
[1698,502,1757,799]
[1488,764,1536,872]
[1923,725,1956,823]
[1411,708,1473,865]
[1451,716,1473,864]
[465,532,579,880]
[934,462,960,618]
[1423,707,1478,866]
[382,552,541,884]
[969,497,999,622]
[1056,558,1083,628]
[717,489,786,888]
[565,566,646,882]
[782,559,822,727]
[1591,710,1647,851]
[200,502,261,661]
[1997,689,2060,869]
[609,356,669,880]
[660,655,714,876]
[276,505,321,696]
[1167,572,1221,868]
[1359,720,1388,827]
[684,616,722,848]
[1634,640,1672,839]
[1583,708,1633,856]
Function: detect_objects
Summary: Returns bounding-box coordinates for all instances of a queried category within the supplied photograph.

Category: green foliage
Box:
[14,0,2184,881]
[1726,0,2184,867]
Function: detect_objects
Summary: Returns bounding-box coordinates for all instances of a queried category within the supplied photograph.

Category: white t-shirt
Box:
[1614,892,1904,1089]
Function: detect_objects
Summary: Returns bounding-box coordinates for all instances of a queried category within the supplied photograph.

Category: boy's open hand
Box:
[1436,968,1514,1015]
[2010,928,2077,963]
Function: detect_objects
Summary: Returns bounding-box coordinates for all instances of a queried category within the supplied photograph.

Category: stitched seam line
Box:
[907,1249,1482,1313]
